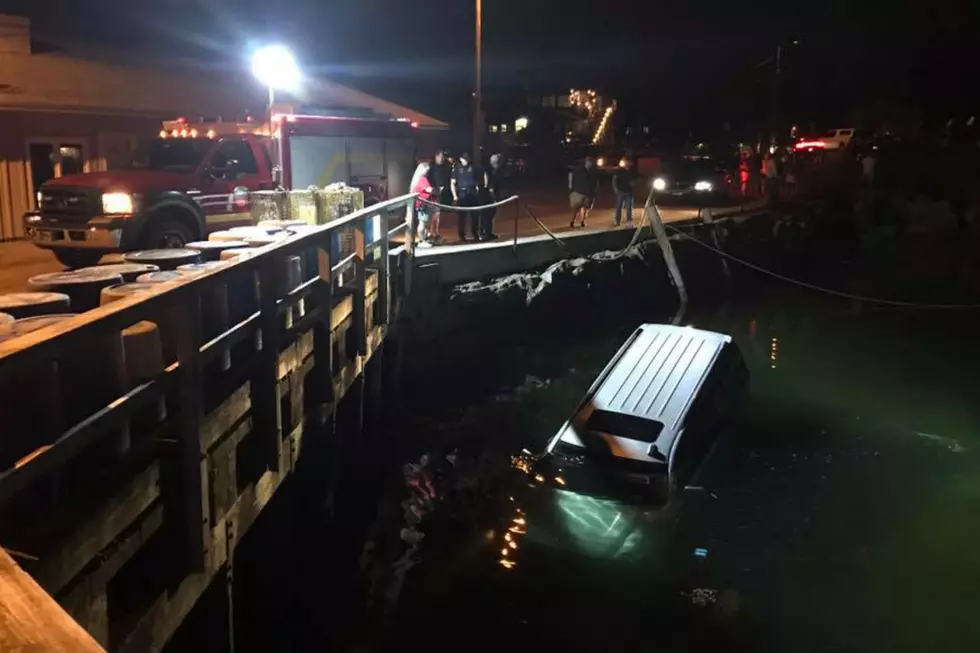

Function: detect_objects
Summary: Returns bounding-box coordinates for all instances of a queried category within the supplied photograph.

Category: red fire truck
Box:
[24,110,424,268]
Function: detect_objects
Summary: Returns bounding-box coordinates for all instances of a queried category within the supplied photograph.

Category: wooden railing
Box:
[0,192,416,652]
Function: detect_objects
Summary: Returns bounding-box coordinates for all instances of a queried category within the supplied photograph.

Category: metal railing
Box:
[0,192,417,652]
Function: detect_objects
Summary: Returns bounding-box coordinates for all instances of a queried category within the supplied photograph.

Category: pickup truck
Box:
[24,133,274,268]
[24,114,420,268]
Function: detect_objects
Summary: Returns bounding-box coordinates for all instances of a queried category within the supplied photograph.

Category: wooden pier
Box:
[0,193,415,652]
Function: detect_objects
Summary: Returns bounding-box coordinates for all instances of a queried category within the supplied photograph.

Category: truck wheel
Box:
[53,250,103,269]
[139,219,194,249]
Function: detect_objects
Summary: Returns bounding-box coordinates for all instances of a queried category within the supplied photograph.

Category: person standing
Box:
[451,153,482,242]
[410,162,435,247]
[612,157,638,226]
[481,153,504,240]
[569,156,598,228]
[428,150,451,242]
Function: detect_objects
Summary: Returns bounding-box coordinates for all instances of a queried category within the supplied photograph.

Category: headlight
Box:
[597,157,606,167]
[694,181,713,192]
[619,158,628,168]
[652,177,667,191]
[102,192,134,214]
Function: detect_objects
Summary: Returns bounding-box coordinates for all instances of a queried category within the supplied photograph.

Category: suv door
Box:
[198,138,266,231]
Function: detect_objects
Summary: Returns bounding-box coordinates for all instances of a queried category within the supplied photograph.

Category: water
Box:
[350,268,980,652]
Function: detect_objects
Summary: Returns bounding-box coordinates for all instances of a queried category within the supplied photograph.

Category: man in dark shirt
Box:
[451,153,482,242]
[427,150,451,241]
[568,157,598,228]
[612,157,638,226]
[480,153,504,240]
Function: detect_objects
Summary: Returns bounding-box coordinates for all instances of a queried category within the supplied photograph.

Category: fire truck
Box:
[23,110,423,268]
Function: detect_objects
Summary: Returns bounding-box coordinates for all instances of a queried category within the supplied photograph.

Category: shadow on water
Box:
[226,197,980,653]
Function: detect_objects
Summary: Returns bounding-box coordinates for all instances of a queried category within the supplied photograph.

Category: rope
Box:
[417,195,519,213]
[522,203,567,246]
[667,226,980,310]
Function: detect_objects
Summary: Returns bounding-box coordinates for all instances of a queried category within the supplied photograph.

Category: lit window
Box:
[490,125,498,133]
[501,124,508,133]
[515,117,529,132]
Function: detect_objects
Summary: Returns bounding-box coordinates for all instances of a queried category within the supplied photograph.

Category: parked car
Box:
[650,156,736,204]
[539,324,748,502]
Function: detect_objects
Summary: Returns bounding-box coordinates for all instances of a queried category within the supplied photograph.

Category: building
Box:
[0,14,446,240]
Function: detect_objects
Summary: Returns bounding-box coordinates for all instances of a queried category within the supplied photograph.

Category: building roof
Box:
[0,18,447,128]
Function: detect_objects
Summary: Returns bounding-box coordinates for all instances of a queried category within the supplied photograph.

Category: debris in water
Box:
[400,527,424,545]
[684,588,719,607]
[913,430,966,453]
[490,374,551,402]
[694,548,709,558]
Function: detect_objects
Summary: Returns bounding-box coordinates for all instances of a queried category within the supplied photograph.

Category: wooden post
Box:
[352,217,367,355]
[376,210,391,326]
[254,256,283,472]
[172,292,208,572]
[642,187,688,322]
[311,240,335,422]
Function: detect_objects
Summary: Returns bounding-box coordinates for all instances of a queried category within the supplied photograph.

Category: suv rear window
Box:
[585,410,664,443]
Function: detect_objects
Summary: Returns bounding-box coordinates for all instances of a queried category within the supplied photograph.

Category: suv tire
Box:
[139,219,195,249]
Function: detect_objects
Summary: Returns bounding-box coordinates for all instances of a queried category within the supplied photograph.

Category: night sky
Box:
[11,0,980,131]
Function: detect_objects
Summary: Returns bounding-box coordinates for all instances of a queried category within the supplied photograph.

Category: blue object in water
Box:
[694,548,708,558]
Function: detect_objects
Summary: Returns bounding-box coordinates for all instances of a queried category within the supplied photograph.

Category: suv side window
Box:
[210,139,259,178]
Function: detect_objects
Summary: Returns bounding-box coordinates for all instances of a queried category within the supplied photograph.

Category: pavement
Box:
[0,185,754,295]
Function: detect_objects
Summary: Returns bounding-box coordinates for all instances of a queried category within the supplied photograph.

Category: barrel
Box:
[185,240,249,262]
[228,226,274,240]
[99,284,166,386]
[136,271,183,284]
[99,282,161,305]
[0,314,127,466]
[122,249,201,270]
[176,261,228,275]
[208,230,246,243]
[0,292,71,319]
[79,263,160,282]
[285,224,322,281]
[219,248,259,261]
[28,269,124,312]
[243,232,290,248]
[259,219,308,230]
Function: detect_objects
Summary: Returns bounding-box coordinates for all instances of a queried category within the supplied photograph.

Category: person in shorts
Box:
[568,156,598,228]
[410,162,435,247]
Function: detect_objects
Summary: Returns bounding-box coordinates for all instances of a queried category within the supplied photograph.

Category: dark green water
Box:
[359,272,980,653]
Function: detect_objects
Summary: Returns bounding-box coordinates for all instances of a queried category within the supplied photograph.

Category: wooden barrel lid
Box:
[28,268,123,289]
[122,249,200,269]
[100,282,160,306]
[186,240,249,250]
[0,292,71,318]
[176,261,227,276]
[228,226,275,235]
[135,271,183,284]
[243,232,289,247]
[259,219,308,230]
[219,248,258,261]
[0,314,78,339]
[79,263,160,282]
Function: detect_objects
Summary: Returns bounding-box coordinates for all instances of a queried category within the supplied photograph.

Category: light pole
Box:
[251,45,300,187]
[473,0,483,160]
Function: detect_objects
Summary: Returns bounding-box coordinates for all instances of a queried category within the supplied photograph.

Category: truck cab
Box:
[24,110,421,268]
[24,122,274,268]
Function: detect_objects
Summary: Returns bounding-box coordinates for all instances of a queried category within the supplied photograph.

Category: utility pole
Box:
[473,0,483,159]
